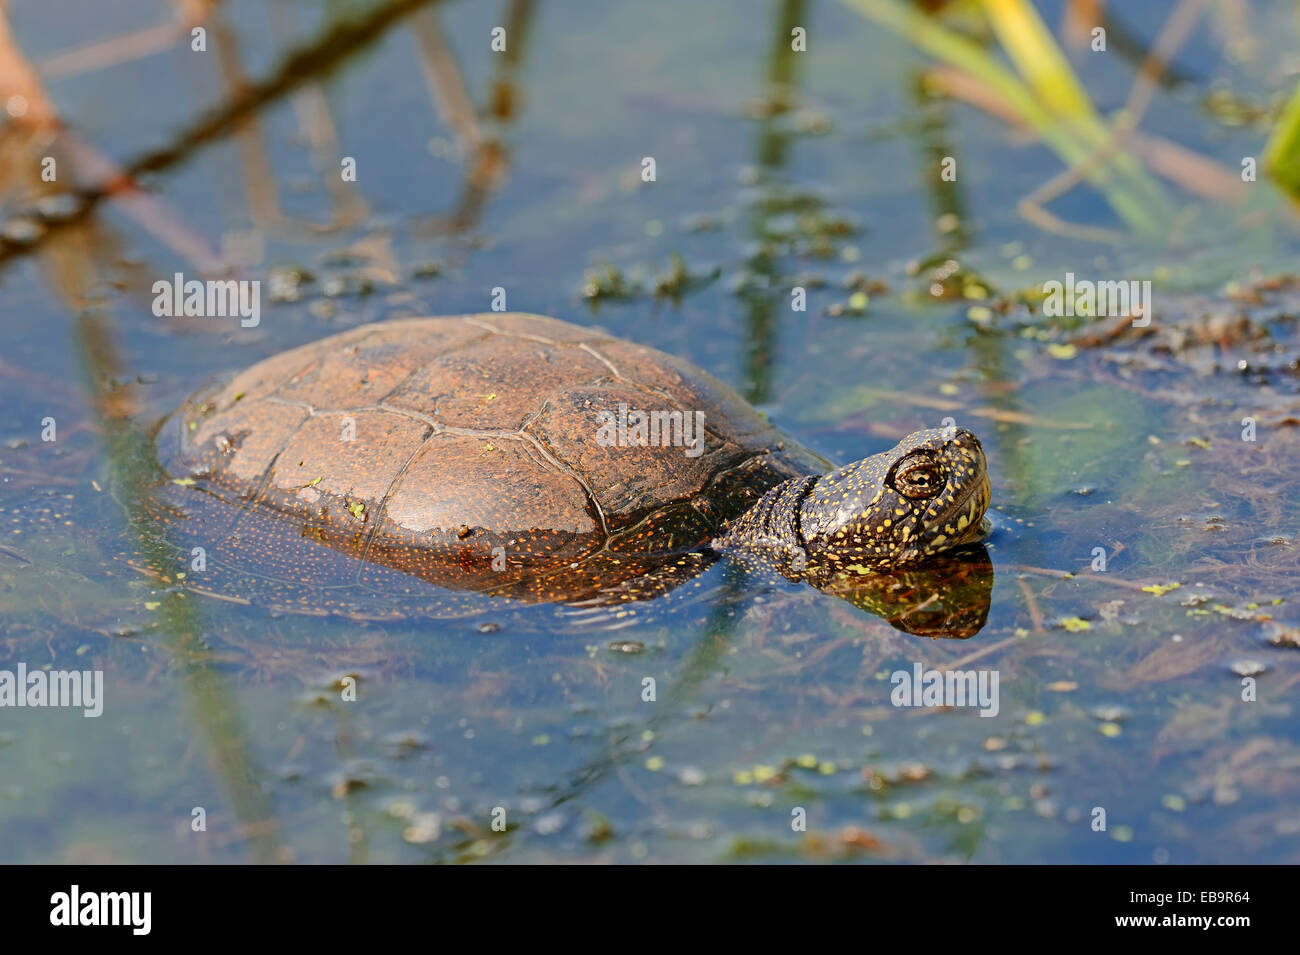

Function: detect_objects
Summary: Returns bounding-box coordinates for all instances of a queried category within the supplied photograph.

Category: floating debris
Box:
[402,812,442,844]
[267,265,313,303]
[535,812,566,835]
[1142,582,1183,596]
[679,766,706,786]
[581,263,639,301]
[1263,623,1300,648]
[1091,705,1132,723]
[322,274,374,298]
[1228,659,1268,677]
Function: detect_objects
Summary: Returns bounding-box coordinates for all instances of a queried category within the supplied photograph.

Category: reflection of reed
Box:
[1018,0,1245,238]
[845,0,1171,239]
[77,306,286,863]
[39,0,217,77]
[908,77,970,256]
[1,0,533,273]
[0,3,218,275]
[0,8,222,312]
[212,6,369,237]
[27,139,287,853]
[738,0,807,407]
[842,0,1259,239]
[412,0,535,234]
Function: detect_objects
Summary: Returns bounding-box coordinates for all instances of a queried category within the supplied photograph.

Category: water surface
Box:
[1,0,1298,863]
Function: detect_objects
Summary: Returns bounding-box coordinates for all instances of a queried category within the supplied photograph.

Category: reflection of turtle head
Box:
[799,428,990,570]
[810,544,994,639]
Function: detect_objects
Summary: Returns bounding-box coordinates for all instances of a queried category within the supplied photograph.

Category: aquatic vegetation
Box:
[1264,78,1300,199]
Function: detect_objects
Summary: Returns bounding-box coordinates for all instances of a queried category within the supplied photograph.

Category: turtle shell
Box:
[147,313,829,618]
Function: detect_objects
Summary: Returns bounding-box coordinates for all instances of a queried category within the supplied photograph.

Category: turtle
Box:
[142,313,991,631]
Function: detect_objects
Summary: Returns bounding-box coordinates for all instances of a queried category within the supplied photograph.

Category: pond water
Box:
[1,0,1298,863]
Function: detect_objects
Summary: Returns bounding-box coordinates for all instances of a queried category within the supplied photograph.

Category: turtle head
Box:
[799,427,990,569]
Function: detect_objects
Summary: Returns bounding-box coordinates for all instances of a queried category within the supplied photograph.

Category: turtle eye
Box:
[891,454,944,500]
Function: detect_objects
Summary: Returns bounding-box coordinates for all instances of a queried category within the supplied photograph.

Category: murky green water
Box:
[2,0,1298,863]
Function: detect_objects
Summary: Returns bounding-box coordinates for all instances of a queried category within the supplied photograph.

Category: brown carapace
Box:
[145,313,991,629]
